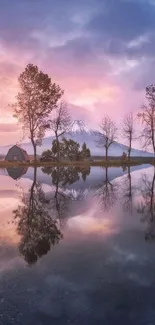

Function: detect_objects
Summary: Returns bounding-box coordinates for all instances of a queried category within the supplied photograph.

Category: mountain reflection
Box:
[13,168,62,265]
[95,167,118,211]
[137,169,155,242]
[42,166,91,226]
[9,164,155,266]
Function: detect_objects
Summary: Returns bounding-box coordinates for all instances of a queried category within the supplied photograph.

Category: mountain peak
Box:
[70,120,91,134]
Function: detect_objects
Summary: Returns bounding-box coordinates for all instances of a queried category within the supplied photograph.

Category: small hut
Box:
[5,145,29,162]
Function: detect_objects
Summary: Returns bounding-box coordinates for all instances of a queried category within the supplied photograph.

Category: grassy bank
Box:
[0,157,154,168]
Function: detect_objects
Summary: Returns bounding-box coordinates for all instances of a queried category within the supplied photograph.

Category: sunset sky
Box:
[0,0,155,145]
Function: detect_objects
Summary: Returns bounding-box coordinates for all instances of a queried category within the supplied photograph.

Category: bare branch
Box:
[137,84,155,155]
[49,101,71,161]
[96,115,117,160]
[50,101,71,136]
[121,112,135,160]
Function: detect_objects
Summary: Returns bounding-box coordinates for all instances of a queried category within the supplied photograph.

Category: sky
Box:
[0,0,155,145]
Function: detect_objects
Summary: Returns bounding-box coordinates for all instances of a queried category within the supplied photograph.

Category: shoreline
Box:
[0,157,154,168]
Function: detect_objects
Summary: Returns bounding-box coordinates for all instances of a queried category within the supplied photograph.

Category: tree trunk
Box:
[105,167,108,182]
[128,166,131,197]
[105,147,108,161]
[128,147,131,161]
[31,139,37,164]
[55,133,60,162]
[128,134,132,161]
[151,128,155,161]
[33,166,37,184]
[150,167,155,221]
[28,166,37,224]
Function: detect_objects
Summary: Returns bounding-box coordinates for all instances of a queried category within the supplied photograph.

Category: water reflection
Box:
[12,168,62,265]
[11,166,91,264]
[137,168,155,242]
[95,167,118,211]
[42,166,91,186]
[42,166,91,225]
[2,165,155,266]
[121,166,133,214]
[1,165,155,323]
[6,167,28,180]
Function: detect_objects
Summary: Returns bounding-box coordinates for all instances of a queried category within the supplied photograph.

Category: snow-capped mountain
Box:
[0,120,153,157]
[70,120,92,134]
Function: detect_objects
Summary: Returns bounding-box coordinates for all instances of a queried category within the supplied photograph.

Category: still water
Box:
[0,164,155,324]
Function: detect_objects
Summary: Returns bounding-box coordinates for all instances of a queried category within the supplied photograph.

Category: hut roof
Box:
[10,145,29,160]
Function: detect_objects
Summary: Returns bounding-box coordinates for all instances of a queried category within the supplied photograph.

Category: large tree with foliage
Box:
[138,85,155,156]
[48,138,80,161]
[42,138,91,162]
[61,138,80,161]
[13,64,63,162]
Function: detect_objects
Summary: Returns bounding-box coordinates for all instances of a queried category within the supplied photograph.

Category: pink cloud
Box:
[0,123,18,133]
[0,27,147,146]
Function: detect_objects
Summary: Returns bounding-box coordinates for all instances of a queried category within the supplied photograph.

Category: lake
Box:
[0,164,155,324]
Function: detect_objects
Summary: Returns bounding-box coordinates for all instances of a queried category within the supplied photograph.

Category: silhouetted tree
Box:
[50,101,71,161]
[13,168,62,265]
[80,142,91,160]
[13,64,63,162]
[138,85,155,156]
[122,113,135,161]
[96,115,117,161]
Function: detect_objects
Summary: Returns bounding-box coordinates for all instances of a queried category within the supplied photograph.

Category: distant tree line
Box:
[12,63,155,162]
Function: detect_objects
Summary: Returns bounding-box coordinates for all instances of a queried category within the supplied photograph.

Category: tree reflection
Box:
[42,166,90,186]
[13,168,62,265]
[137,169,155,242]
[42,166,91,225]
[122,166,133,213]
[95,167,118,211]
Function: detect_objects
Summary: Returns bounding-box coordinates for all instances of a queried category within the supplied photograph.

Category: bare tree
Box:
[50,101,71,161]
[138,84,155,156]
[13,64,63,162]
[122,113,135,161]
[96,115,117,160]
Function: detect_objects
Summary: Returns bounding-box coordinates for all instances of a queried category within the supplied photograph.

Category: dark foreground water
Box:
[0,164,155,324]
